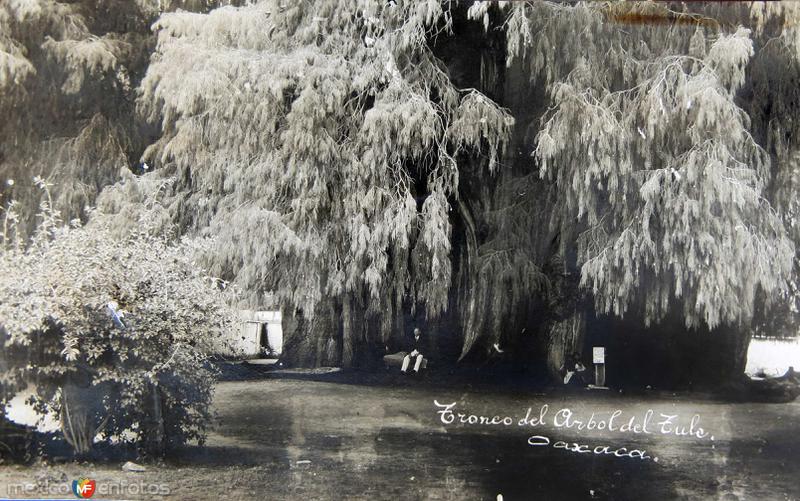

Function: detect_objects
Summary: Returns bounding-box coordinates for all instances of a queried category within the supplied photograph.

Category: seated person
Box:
[561,352,587,385]
[401,327,426,374]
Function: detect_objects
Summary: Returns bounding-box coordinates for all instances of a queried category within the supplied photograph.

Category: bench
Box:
[383,351,428,370]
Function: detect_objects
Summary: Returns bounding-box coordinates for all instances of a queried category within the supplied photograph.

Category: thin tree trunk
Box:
[342,295,354,368]
[151,382,165,457]
[457,196,480,361]
[392,291,405,349]
[61,384,95,456]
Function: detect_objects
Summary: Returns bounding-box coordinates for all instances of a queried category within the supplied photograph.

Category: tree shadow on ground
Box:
[222,361,558,395]
[369,427,681,500]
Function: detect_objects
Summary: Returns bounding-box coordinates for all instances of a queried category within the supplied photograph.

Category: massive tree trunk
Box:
[340,293,369,369]
[280,299,340,368]
[544,312,586,381]
[280,292,380,369]
[583,308,755,390]
[272,3,772,384]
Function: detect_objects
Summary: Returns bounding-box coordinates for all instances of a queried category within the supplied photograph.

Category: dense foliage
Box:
[512,3,793,328]
[0,181,235,455]
[3,0,800,385]
[0,0,245,240]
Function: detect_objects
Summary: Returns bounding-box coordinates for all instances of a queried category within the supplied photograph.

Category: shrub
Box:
[0,179,236,456]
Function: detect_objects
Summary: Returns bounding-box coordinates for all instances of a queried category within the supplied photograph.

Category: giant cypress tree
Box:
[0,0,243,241]
[110,1,795,383]
[454,2,796,384]
[127,0,512,367]
[744,2,800,341]
[494,2,794,383]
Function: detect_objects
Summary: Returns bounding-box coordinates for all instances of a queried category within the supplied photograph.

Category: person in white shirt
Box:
[401,327,425,374]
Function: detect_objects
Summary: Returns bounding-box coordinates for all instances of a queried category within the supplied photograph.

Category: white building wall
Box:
[216,310,283,358]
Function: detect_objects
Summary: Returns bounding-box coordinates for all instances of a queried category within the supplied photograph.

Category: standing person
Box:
[401,327,425,374]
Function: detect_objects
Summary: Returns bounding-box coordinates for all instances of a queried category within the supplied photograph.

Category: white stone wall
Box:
[214,310,283,358]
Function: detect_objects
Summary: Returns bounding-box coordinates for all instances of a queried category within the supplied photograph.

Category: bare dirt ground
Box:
[1,372,799,500]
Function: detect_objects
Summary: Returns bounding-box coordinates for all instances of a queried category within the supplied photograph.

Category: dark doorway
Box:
[259,323,271,356]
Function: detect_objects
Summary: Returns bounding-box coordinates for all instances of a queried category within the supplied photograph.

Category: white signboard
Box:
[593,346,605,364]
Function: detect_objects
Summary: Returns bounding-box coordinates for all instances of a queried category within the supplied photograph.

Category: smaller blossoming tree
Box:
[0,179,236,456]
